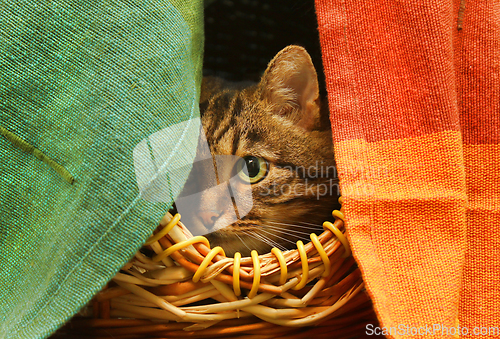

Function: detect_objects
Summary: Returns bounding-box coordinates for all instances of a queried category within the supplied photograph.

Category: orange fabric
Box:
[461,145,500,335]
[316,0,500,338]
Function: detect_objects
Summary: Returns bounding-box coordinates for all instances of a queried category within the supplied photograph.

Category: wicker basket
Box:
[56,199,378,338]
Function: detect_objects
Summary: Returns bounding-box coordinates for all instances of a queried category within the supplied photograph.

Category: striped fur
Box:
[181,46,339,256]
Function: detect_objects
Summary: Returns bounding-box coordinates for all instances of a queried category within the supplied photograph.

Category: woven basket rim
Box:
[64,200,377,338]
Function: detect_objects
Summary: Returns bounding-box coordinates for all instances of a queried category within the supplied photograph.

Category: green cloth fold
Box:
[0,1,203,338]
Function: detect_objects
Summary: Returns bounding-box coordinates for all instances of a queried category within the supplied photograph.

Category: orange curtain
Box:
[316,0,500,338]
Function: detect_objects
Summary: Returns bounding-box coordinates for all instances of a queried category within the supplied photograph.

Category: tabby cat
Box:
[177,46,339,257]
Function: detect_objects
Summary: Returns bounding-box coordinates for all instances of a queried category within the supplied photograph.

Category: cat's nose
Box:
[198,210,222,227]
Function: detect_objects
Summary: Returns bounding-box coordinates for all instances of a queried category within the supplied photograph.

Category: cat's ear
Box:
[259,45,321,131]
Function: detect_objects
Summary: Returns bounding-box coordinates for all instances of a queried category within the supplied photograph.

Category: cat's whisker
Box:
[240,230,275,247]
[260,223,313,237]
[240,232,270,251]
[252,228,301,246]
[265,219,323,230]
[241,232,262,251]
[293,220,327,227]
[235,233,252,252]
[242,231,287,251]
[260,229,310,243]
[258,228,311,243]
[260,223,317,239]
[242,229,288,250]
[260,226,312,243]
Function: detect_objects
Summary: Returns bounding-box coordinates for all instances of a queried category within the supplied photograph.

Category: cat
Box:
[177,45,339,257]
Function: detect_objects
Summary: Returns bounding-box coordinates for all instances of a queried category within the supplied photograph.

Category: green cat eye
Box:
[236,156,268,184]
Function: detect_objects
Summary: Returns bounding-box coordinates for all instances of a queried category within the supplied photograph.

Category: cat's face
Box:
[177,46,339,257]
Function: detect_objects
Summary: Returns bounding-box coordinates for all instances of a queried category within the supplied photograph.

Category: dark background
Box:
[203,0,326,96]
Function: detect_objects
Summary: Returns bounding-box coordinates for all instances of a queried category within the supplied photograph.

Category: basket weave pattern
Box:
[65,205,377,338]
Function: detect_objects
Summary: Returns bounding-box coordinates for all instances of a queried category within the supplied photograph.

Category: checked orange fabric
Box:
[316,1,499,338]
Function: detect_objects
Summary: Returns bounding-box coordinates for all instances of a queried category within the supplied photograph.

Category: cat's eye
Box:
[236,156,268,184]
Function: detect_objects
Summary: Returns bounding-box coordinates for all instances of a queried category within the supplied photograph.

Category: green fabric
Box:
[0,1,203,338]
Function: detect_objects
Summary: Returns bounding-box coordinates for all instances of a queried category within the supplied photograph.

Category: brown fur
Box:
[179,46,339,257]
